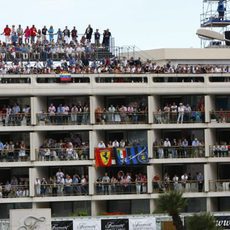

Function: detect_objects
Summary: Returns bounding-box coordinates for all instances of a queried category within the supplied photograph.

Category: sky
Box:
[0,0,204,50]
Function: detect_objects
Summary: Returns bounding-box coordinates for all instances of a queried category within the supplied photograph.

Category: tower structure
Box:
[200,0,230,47]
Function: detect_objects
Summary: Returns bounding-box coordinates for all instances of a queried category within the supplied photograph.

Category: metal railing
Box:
[152,180,204,193]
[0,148,30,162]
[37,147,89,161]
[209,180,230,192]
[210,111,230,123]
[209,145,230,157]
[0,113,31,126]
[36,112,90,125]
[95,111,148,124]
[95,182,147,195]
[34,183,89,197]
[0,184,29,198]
[153,111,205,124]
[153,146,205,159]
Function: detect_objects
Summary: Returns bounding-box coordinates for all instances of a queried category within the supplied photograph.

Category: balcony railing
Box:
[36,112,90,125]
[153,111,205,124]
[95,182,147,195]
[37,147,89,161]
[0,113,31,126]
[153,146,205,159]
[209,145,230,157]
[209,180,230,192]
[95,111,148,124]
[34,183,89,196]
[210,111,230,123]
[0,148,30,162]
[0,184,29,198]
[152,180,204,193]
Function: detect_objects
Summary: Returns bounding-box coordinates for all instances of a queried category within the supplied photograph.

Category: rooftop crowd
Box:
[1,25,230,75]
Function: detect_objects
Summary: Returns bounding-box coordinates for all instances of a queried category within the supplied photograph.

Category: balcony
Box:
[36,112,90,126]
[153,146,205,159]
[94,182,147,195]
[95,111,148,124]
[209,145,230,158]
[36,147,89,161]
[210,111,230,123]
[152,180,204,193]
[153,111,204,124]
[209,180,230,192]
[0,113,31,126]
[0,184,29,198]
[34,183,89,197]
[0,148,30,162]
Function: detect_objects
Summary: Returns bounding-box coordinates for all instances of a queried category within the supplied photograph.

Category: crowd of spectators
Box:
[153,137,204,158]
[96,170,147,195]
[2,48,230,76]
[0,103,31,126]
[39,136,89,161]
[0,176,29,198]
[95,102,148,124]
[211,143,230,157]
[0,139,29,161]
[153,171,204,193]
[210,108,230,123]
[38,102,89,125]
[0,24,113,74]
[154,101,204,124]
[34,168,88,196]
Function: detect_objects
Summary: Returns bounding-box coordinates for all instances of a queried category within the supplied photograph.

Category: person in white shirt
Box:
[177,103,185,124]
[112,140,120,148]
[98,141,106,148]
[163,138,171,158]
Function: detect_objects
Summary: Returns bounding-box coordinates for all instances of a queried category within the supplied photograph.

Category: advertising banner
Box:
[52,220,73,230]
[215,216,230,229]
[101,218,129,230]
[129,217,156,230]
[74,218,101,230]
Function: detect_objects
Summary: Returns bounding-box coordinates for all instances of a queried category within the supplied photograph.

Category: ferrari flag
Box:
[95,148,112,167]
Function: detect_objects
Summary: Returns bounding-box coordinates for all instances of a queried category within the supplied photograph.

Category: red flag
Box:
[95,148,112,167]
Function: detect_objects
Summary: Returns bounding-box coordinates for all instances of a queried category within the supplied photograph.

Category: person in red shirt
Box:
[30,25,37,43]
[1,25,11,44]
[24,26,30,44]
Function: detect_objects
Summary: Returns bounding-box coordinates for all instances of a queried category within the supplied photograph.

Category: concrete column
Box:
[31,96,47,125]
[205,128,216,157]
[206,197,217,212]
[205,95,215,123]
[204,163,217,193]
[148,96,154,123]
[148,130,154,158]
[90,96,96,124]
[147,165,154,193]
[88,166,95,195]
[29,168,35,197]
[30,132,43,161]
[149,199,156,214]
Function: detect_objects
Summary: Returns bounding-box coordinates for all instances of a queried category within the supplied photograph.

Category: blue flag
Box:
[114,146,148,165]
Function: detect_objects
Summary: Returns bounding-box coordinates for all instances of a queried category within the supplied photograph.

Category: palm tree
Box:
[156,190,187,230]
[187,212,222,230]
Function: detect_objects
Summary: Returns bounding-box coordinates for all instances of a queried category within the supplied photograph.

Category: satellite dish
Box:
[196,28,227,41]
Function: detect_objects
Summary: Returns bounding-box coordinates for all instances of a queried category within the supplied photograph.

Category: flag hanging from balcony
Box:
[115,145,149,165]
[59,73,72,82]
[95,148,112,167]
[114,147,127,166]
